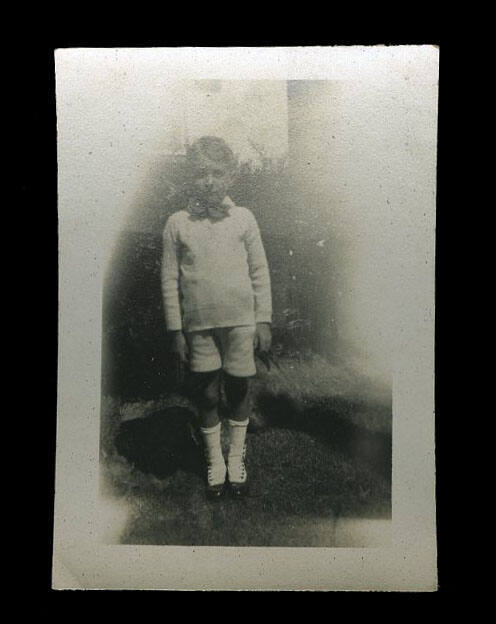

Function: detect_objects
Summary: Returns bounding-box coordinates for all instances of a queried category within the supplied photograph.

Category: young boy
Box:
[161,136,272,499]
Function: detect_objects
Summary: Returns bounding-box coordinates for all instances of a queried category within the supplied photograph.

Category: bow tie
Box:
[188,198,231,220]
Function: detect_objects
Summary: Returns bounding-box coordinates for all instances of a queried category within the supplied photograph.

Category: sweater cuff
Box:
[166,318,183,331]
[255,311,272,324]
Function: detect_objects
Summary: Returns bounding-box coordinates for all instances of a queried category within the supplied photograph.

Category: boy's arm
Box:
[244,211,272,327]
[161,217,183,332]
[162,218,189,365]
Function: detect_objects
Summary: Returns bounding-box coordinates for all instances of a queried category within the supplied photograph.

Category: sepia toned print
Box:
[54,47,438,590]
[101,80,391,546]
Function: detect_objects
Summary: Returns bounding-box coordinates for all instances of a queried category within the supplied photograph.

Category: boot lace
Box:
[205,450,226,486]
[228,445,247,483]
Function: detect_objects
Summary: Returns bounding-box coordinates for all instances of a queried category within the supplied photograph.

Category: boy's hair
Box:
[186,136,237,171]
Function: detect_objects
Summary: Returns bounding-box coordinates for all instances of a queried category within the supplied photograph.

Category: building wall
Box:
[286,79,437,382]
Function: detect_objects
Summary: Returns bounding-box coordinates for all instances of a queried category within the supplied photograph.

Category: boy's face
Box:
[188,154,235,207]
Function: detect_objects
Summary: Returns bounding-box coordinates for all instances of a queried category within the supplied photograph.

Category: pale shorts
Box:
[186,325,256,377]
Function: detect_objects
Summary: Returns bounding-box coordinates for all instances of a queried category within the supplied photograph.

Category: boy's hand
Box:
[254,323,272,353]
[170,330,189,364]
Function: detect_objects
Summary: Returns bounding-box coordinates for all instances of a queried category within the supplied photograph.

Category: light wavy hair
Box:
[185,136,237,171]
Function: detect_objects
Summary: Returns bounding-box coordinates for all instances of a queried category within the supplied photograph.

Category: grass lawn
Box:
[100,353,392,547]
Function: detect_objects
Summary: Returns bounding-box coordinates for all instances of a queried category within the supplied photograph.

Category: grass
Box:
[100,352,392,546]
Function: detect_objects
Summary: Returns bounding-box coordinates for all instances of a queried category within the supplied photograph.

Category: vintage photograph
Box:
[100,79,395,547]
[54,47,438,589]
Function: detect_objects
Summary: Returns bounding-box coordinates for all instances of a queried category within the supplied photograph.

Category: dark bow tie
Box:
[188,199,231,220]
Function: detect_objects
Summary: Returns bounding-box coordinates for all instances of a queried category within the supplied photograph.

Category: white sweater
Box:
[161,197,272,332]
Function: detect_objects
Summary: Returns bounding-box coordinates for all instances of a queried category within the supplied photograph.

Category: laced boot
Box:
[227,444,249,497]
[200,422,226,500]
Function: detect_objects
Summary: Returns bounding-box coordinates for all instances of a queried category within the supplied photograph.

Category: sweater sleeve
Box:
[244,211,272,323]
[161,216,183,331]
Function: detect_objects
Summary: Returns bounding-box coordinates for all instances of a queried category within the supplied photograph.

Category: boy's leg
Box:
[224,375,250,494]
[186,331,226,496]
[221,326,256,494]
[186,330,223,427]
[190,370,222,428]
[190,371,226,496]
[224,373,251,422]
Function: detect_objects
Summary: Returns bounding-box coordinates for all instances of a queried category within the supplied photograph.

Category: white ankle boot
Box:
[200,423,226,498]
[227,419,249,491]
[207,459,227,487]
[227,446,247,484]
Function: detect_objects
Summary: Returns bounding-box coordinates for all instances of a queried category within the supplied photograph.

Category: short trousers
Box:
[186,325,256,377]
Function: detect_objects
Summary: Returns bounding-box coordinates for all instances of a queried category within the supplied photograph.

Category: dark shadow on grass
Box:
[114,406,203,480]
[257,391,392,482]
[112,391,391,490]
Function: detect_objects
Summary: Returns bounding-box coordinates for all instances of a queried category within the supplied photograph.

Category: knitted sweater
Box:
[161,197,272,332]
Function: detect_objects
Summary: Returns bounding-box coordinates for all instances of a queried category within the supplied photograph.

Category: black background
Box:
[18,24,455,600]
